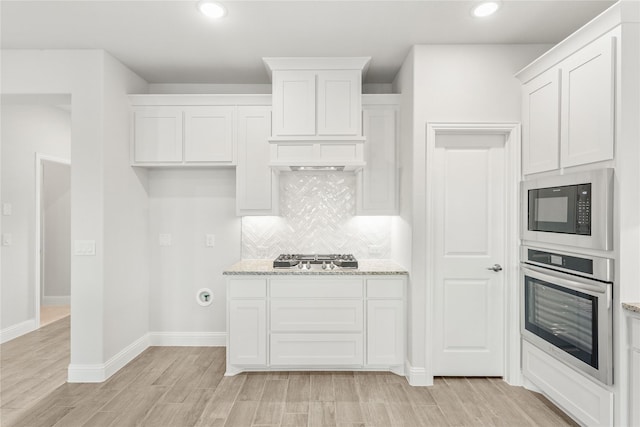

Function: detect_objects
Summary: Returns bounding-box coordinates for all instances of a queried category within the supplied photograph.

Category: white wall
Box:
[1,50,149,376]
[148,169,240,335]
[392,44,551,381]
[102,53,150,362]
[42,160,71,304]
[1,103,71,330]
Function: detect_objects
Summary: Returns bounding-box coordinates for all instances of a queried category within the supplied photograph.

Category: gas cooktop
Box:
[273,254,358,269]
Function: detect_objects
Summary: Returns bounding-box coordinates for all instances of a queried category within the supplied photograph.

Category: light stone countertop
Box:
[223,259,408,275]
[622,302,640,314]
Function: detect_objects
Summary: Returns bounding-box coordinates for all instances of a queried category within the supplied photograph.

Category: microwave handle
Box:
[521,264,610,296]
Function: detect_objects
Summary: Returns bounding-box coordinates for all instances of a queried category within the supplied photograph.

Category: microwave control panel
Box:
[576,183,591,235]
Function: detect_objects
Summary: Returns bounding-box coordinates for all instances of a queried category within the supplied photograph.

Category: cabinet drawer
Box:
[270,333,363,366]
[270,279,362,298]
[367,278,404,298]
[271,300,363,332]
[228,278,267,298]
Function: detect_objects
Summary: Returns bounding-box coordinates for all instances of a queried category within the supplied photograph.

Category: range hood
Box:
[264,57,370,172]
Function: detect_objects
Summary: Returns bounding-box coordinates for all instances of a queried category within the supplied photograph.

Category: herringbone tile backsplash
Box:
[241,172,392,259]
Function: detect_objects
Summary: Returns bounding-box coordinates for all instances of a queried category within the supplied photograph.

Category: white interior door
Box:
[433,133,505,376]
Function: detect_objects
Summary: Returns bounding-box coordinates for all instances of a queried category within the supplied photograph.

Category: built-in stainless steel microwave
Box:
[521,169,613,251]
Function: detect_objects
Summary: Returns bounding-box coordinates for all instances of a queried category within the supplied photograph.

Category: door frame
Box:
[425,122,521,385]
[34,153,71,328]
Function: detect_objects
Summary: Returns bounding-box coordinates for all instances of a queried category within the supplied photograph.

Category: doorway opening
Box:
[36,155,71,328]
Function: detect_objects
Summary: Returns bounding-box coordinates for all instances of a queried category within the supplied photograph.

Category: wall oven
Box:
[521,168,613,250]
[521,245,613,385]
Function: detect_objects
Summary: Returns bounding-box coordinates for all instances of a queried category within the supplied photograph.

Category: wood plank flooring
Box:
[0,317,578,426]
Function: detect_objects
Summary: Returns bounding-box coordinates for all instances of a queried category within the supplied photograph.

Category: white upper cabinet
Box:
[518,30,617,175]
[184,106,235,163]
[264,57,370,142]
[358,97,399,215]
[272,70,316,137]
[560,35,615,168]
[236,106,278,216]
[317,70,361,136]
[133,106,183,163]
[522,69,560,175]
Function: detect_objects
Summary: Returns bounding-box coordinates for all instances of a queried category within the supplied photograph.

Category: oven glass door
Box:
[528,184,584,234]
[524,274,598,369]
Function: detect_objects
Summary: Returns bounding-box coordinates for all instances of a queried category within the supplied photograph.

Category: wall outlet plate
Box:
[2,233,12,246]
[205,234,215,247]
[74,240,96,256]
[197,288,213,306]
[2,203,12,216]
[159,234,172,246]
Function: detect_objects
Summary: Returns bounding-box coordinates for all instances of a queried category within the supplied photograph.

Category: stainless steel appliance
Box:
[273,254,358,270]
[521,245,613,385]
[521,168,613,250]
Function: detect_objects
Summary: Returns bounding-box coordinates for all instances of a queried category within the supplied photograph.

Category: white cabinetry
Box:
[271,68,362,138]
[226,274,406,375]
[358,96,399,214]
[132,106,183,163]
[264,57,370,170]
[236,106,278,215]
[522,69,560,175]
[227,279,267,367]
[132,105,235,166]
[184,106,235,163]
[366,278,404,366]
[519,31,616,174]
[560,35,615,168]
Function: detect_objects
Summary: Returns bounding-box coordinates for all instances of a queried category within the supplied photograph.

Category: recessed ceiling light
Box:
[197,0,227,19]
[472,1,501,18]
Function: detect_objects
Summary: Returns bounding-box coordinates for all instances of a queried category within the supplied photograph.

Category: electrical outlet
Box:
[2,203,12,216]
[159,234,172,246]
[74,240,96,256]
[368,245,383,256]
[205,234,215,247]
[2,233,12,246]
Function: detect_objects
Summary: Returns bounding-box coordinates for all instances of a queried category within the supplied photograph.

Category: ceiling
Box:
[0,0,616,84]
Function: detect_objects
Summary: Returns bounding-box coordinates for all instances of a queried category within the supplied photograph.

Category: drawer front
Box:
[270,279,362,298]
[271,300,363,332]
[367,278,404,298]
[228,278,267,298]
[270,333,363,366]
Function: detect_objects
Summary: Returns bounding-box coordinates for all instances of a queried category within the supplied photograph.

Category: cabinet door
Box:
[561,35,615,167]
[184,106,234,163]
[522,69,561,175]
[358,106,397,214]
[317,70,361,136]
[367,300,404,366]
[132,107,183,163]
[236,106,277,215]
[229,299,266,366]
[272,70,316,137]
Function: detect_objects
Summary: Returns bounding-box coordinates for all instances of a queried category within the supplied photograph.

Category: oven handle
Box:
[521,264,610,296]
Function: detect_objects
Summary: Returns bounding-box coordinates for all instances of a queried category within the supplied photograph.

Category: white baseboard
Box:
[0,319,37,344]
[68,333,150,383]
[405,361,431,386]
[149,331,226,347]
[42,295,71,306]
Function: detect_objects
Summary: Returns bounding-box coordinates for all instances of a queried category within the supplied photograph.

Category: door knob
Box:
[487,264,503,272]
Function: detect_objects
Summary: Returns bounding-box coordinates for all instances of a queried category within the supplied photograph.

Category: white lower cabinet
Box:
[271,333,364,366]
[522,340,613,426]
[228,299,266,366]
[226,275,406,375]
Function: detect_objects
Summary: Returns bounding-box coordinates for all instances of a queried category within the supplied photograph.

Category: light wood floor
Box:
[40,305,70,327]
[0,317,578,427]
